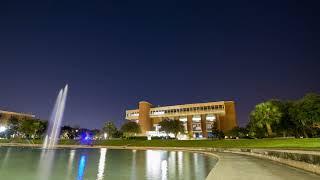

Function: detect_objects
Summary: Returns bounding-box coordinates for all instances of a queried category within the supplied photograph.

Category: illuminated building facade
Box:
[0,109,35,125]
[125,101,237,138]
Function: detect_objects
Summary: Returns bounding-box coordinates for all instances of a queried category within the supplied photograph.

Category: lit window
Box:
[206,114,216,121]
[179,117,187,122]
[192,115,201,122]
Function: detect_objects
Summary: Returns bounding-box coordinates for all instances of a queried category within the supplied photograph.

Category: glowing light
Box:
[192,115,201,122]
[179,117,187,122]
[66,150,76,179]
[146,131,175,138]
[0,126,7,133]
[161,160,168,180]
[103,133,107,139]
[206,114,216,121]
[177,134,188,140]
[131,113,139,116]
[146,150,162,178]
[77,155,87,180]
[153,111,165,115]
[178,151,183,176]
[96,148,107,180]
[130,149,137,179]
[80,132,93,145]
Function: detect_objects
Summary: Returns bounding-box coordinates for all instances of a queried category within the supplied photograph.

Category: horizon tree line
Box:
[0,92,319,140]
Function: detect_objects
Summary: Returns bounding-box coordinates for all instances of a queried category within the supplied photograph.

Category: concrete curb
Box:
[215,148,320,175]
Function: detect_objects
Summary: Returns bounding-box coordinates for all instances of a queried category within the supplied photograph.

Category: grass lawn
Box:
[93,138,320,150]
[1,138,319,150]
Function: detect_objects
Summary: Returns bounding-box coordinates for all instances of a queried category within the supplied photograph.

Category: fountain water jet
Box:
[43,84,68,149]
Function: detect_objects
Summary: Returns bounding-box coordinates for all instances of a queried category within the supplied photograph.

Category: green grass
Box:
[93,138,320,150]
[1,138,319,150]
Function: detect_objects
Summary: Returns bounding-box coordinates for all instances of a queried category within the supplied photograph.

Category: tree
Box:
[211,121,224,139]
[102,121,117,139]
[19,119,46,139]
[159,119,185,139]
[249,100,282,136]
[226,126,249,138]
[91,129,101,139]
[7,116,20,138]
[289,93,320,137]
[60,126,77,139]
[121,121,141,137]
[34,120,47,138]
[266,100,296,137]
[112,130,123,138]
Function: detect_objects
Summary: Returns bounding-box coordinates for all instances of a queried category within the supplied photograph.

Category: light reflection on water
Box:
[0,147,11,169]
[0,147,217,180]
[130,150,136,180]
[37,149,56,180]
[66,150,76,180]
[96,148,107,180]
[77,155,87,180]
[161,160,168,180]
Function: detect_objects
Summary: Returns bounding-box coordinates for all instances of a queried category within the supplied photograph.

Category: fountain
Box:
[43,84,68,149]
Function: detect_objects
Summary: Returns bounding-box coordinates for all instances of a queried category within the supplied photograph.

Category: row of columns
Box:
[185,115,220,138]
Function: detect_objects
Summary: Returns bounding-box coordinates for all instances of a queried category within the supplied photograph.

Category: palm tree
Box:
[250,101,282,136]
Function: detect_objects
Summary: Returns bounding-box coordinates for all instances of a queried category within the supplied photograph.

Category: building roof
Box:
[0,109,35,118]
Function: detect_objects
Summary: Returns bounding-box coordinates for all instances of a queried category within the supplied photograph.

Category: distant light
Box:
[206,114,216,121]
[80,131,93,145]
[192,115,201,122]
[132,113,139,116]
[104,133,107,139]
[0,126,7,133]
[153,111,165,115]
[179,117,187,122]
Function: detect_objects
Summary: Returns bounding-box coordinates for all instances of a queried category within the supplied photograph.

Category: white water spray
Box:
[43,84,68,149]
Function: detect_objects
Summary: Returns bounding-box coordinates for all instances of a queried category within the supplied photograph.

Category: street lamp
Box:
[0,126,7,133]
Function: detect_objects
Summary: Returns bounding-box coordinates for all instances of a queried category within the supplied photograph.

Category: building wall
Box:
[200,114,207,137]
[127,101,237,137]
[223,101,237,132]
[0,110,35,126]
[138,101,152,134]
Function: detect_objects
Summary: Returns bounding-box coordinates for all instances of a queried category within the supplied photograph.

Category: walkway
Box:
[207,152,320,180]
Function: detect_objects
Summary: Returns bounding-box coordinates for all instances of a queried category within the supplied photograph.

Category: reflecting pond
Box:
[0,147,217,180]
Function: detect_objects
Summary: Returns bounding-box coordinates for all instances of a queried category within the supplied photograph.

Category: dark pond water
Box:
[0,147,217,180]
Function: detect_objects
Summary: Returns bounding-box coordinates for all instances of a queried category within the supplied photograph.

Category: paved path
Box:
[207,152,320,180]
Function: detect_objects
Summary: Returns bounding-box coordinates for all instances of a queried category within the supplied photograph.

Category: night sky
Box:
[0,1,319,129]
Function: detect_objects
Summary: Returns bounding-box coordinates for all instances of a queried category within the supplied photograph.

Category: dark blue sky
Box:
[0,0,319,129]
